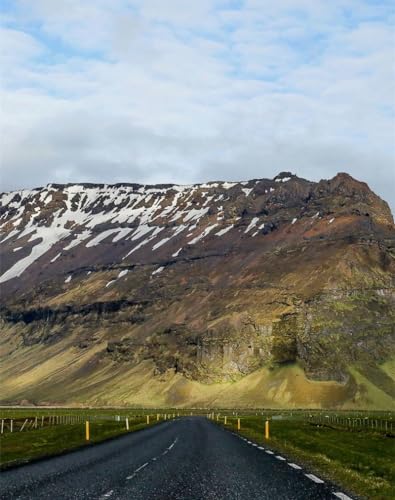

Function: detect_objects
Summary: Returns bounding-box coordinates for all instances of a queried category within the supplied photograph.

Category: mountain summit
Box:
[1,173,394,408]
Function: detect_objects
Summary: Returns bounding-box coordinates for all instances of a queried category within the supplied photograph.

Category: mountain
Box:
[1,172,394,409]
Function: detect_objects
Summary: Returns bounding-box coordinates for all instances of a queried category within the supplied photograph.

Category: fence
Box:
[0,412,180,435]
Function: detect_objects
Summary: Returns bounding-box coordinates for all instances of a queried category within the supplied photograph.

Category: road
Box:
[1,417,353,500]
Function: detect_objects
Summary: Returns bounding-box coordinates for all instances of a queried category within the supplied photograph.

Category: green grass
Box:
[218,416,395,500]
[0,416,163,469]
[0,407,196,469]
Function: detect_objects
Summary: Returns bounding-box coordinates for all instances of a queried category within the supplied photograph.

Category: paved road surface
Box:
[1,417,353,499]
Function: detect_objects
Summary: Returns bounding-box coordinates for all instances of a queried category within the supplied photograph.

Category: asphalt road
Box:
[1,417,353,500]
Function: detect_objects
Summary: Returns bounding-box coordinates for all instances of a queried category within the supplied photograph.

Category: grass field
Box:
[0,410,179,469]
[216,414,395,500]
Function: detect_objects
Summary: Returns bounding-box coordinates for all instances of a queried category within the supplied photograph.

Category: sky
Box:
[1,0,394,211]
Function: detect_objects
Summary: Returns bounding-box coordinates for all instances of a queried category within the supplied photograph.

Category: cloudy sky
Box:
[1,0,394,210]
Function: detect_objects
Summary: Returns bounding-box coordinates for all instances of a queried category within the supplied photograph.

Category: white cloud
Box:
[0,0,394,213]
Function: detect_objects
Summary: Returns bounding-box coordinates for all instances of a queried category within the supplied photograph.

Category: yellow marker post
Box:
[157,414,160,421]
[146,415,150,425]
[237,418,240,431]
[126,417,129,431]
[265,420,270,440]
[224,416,227,425]
[85,421,90,441]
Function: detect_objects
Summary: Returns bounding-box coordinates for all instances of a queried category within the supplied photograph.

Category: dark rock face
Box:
[0,173,394,407]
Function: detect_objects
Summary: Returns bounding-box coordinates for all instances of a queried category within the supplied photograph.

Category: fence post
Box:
[20,419,28,432]
[265,420,270,439]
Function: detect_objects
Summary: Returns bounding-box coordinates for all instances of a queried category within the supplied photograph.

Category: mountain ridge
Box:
[0,172,394,408]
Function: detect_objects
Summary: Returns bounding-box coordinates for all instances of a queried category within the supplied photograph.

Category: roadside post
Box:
[224,416,227,425]
[125,418,129,431]
[237,418,240,431]
[85,421,90,441]
[265,420,270,439]
[146,415,150,425]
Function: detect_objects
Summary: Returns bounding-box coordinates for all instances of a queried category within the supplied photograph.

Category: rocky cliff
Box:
[1,172,394,408]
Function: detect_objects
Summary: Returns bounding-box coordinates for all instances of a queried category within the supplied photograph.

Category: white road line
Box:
[135,462,149,473]
[247,441,252,444]
[288,463,302,470]
[275,456,286,461]
[258,446,265,450]
[167,436,178,450]
[126,462,149,480]
[265,450,274,455]
[333,492,353,500]
[305,473,324,484]
[127,436,178,481]
[100,490,114,499]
